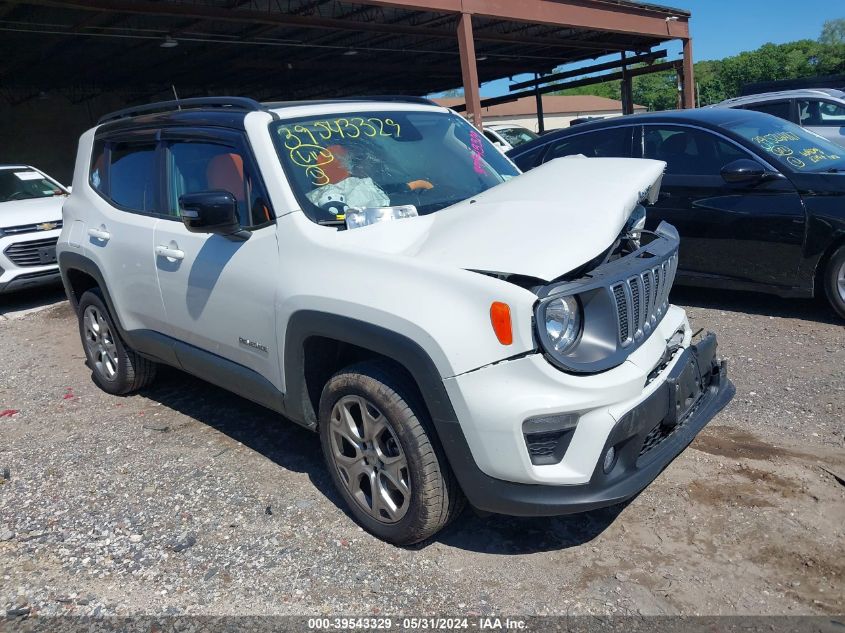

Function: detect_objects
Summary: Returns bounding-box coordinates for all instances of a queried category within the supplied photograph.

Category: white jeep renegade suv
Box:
[58,97,733,545]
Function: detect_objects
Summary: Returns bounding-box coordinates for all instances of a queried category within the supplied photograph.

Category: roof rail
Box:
[97,96,270,125]
[261,95,439,110]
[355,95,438,106]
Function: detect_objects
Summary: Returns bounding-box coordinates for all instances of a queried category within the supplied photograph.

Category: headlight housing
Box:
[534,222,680,375]
[542,296,581,354]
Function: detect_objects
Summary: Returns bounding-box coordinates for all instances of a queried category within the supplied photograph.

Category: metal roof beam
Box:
[25,0,643,51]
[358,0,690,39]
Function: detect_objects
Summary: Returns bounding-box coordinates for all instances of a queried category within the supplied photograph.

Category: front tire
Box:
[318,361,465,545]
[77,288,157,395]
[823,246,845,319]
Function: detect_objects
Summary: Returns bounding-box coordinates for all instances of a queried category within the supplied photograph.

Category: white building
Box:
[435,95,646,132]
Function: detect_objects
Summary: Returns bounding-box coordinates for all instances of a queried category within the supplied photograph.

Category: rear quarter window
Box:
[89,138,159,214]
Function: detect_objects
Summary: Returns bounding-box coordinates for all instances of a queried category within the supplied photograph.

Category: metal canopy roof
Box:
[0,0,691,104]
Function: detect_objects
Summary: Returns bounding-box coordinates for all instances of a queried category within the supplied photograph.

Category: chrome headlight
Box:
[542,296,581,354]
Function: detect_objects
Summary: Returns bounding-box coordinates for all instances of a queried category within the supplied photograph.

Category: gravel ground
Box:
[0,286,843,619]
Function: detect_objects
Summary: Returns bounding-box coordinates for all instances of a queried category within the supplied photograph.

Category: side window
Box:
[167,141,272,227]
[89,139,107,195]
[744,101,792,121]
[109,143,158,213]
[483,130,501,145]
[544,127,632,161]
[643,126,748,176]
[510,144,545,171]
[798,99,845,127]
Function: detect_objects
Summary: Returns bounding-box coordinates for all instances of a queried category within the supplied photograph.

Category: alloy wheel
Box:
[838,259,845,303]
[82,305,118,381]
[328,395,411,523]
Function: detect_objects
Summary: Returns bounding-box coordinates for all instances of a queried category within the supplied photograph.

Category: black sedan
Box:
[507,108,845,318]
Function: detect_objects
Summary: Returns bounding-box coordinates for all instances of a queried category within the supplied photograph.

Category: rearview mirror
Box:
[720,159,772,184]
[179,191,249,241]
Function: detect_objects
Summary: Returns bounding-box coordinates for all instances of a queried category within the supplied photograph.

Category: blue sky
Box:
[454,1,844,98]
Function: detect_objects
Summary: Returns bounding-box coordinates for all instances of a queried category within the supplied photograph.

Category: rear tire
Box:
[823,246,845,320]
[318,361,465,545]
[77,288,157,394]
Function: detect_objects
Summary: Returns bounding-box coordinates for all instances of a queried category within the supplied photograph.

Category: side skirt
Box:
[124,329,299,427]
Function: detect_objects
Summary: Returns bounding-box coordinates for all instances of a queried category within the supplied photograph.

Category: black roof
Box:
[508,107,776,156]
[95,95,440,134]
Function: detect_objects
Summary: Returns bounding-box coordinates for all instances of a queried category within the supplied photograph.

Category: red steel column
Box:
[457,12,483,129]
[681,37,695,109]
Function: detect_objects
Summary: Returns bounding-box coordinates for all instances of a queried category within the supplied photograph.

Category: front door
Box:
[152,130,282,385]
[640,124,806,289]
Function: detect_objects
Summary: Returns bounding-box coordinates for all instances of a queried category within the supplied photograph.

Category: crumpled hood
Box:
[0,196,65,228]
[336,157,665,281]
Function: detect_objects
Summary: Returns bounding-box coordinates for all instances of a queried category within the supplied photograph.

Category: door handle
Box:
[155,245,185,260]
[87,227,110,241]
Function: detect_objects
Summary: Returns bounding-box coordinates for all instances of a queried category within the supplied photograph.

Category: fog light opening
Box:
[602,446,617,474]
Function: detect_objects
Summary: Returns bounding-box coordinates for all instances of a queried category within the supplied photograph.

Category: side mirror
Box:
[179,191,249,241]
[720,159,771,184]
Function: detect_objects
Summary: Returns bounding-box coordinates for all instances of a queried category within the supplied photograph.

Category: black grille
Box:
[3,237,58,267]
[524,428,576,466]
[611,252,678,347]
[639,423,673,457]
[630,277,641,333]
[638,396,703,462]
[613,284,629,342]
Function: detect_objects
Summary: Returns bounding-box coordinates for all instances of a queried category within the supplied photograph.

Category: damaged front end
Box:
[534,221,680,374]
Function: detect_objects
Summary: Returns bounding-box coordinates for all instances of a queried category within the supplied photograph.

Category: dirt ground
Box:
[0,285,843,617]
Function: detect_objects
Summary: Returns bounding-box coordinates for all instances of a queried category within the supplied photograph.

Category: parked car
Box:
[483,124,539,153]
[713,88,845,148]
[570,116,605,126]
[0,164,68,294]
[58,97,732,545]
[507,108,845,318]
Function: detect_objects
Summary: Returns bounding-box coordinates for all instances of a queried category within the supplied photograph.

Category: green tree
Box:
[550,30,845,111]
[819,18,845,45]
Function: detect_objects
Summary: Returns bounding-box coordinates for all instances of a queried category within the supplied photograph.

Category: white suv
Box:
[58,97,733,545]
[0,164,68,294]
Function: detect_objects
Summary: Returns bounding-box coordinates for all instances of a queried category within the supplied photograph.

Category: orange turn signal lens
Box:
[490,302,513,346]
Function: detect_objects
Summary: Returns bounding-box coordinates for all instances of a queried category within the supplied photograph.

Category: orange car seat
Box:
[207,153,245,200]
[206,152,270,223]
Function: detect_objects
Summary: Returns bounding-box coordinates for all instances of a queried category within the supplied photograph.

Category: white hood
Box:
[337,157,665,281]
[0,196,65,228]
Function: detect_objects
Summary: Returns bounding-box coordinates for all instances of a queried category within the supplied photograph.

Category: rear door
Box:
[541,125,635,161]
[741,99,797,124]
[85,133,169,335]
[796,98,845,148]
[638,123,806,288]
[152,128,282,384]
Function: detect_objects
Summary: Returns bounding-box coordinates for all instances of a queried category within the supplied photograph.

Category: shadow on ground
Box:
[136,366,624,553]
[0,283,65,318]
[671,286,839,323]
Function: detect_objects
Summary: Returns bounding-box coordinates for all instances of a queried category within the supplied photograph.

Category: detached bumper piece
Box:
[456,332,734,516]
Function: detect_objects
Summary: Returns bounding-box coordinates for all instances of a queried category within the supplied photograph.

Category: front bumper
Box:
[0,230,62,294]
[438,327,733,517]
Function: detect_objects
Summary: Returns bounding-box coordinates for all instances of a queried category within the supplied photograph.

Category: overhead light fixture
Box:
[343,47,358,56]
[477,55,488,61]
[160,36,179,48]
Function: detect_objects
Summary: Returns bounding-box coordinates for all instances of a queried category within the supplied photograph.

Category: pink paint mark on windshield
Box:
[470,130,486,175]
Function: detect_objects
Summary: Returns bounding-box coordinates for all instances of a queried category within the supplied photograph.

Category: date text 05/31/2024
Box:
[307,617,529,630]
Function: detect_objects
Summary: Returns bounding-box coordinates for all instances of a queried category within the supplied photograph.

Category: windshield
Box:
[719,116,845,173]
[496,127,539,147]
[270,110,520,224]
[0,168,66,203]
